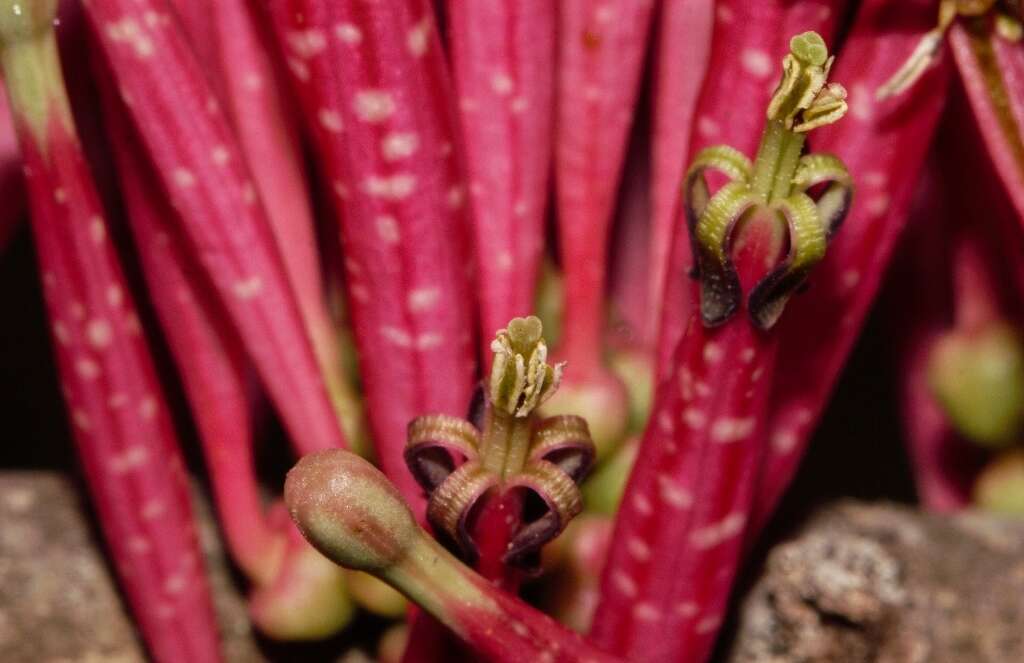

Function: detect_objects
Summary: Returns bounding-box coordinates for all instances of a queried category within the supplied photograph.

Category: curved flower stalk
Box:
[405,317,594,586]
[0,2,220,659]
[84,0,349,457]
[877,2,1024,228]
[166,0,370,455]
[654,0,847,374]
[891,161,982,511]
[286,449,620,663]
[592,32,851,663]
[647,0,713,342]
[897,110,1024,512]
[98,78,354,639]
[447,1,555,367]
[0,79,21,252]
[209,0,370,454]
[265,0,476,510]
[545,0,657,458]
[753,0,952,533]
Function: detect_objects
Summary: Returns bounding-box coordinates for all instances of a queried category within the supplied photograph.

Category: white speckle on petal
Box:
[510,96,528,113]
[447,186,465,209]
[381,132,419,160]
[682,407,706,430]
[54,187,67,203]
[318,108,344,133]
[407,16,432,57]
[491,72,513,95]
[141,499,166,521]
[381,326,413,348]
[53,322,70,346]
[627,537,651,561]
[164,573,187,595]
[495,251,514,271]
[675,602,699,618]
[106,19,154,58]
[866,194,890,216]
[172,168,195,188]
[108,445,149,474]
[72,409,92,431]
[696,615,722,634]
[408,287,440,312]
[595,4,615,23]
[690,513,747,549]
[332,180,349,199]
[76,358,100,380]
[286,29,327,58]
[287,57,310,82]
[771,429,798,454]
[703,342,723,363]
[241,181,257,205]
[716,5,735,23]
[657,410,675,433]
[850,83,871,121]
[363,174,416,199]
[242,72,263,91]
[632,494,653,516]
[139,396,158,420]
[658,475,693,509]
[86,319,113,348]
[127,536,151,555]
[354,89,396,122]
[335,23,362,44]
[634,603,661,621]
[211,145,230,166]
[697,116,720,137]
[375,215,401,244]
[842,269,861,289]
[416,332,444,350]
[710,417,756,443]
[233,276,264,300]
[863,171,887,188]
[107,285,124,308]
[583,85,602,102]
[741,49,773,79]
[108,392,129,409]
[613,571,638,597]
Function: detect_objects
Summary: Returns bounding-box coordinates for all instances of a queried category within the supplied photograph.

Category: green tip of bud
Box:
[581,436,639,515]
[541,370,628,460]
[490,316,564,417]
[0,0,57,40]
[608,349,654,433]
[285,450,419,574]
[790,31,828,65]
[249,539,355,640]
[974,450,1024,515]
[346,570,408,618]
[928,324,1024,448]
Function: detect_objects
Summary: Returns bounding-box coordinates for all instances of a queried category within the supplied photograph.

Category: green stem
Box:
[0,7,69,145]
[749,118,806,202]
[386,533,495,625]
[478,405,533,481]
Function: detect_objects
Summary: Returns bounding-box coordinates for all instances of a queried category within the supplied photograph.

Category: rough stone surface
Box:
[0,471,263,662]
[725,501,1024,663]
